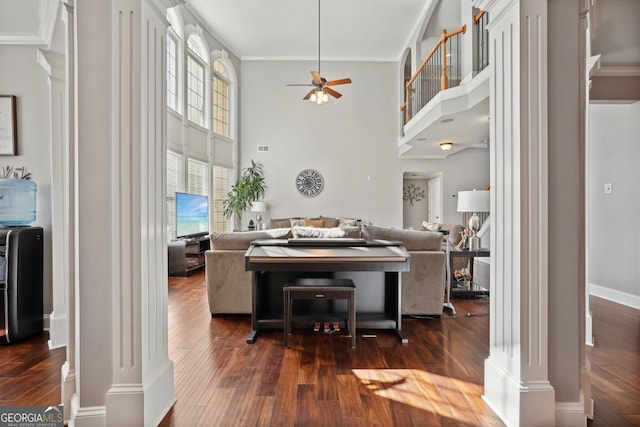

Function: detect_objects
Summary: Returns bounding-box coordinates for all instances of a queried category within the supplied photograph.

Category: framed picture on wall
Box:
[0,95,17,156]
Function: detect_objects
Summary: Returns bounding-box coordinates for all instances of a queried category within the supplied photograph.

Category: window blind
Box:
[166,150,184,240]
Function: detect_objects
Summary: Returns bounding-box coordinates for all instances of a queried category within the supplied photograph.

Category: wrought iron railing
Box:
[473,10,489,73]
[401,25,466,125]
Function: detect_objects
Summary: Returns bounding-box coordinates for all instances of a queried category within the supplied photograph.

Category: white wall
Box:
[0,45,53,317]
[588,102,640,303]
[240,59,489,228]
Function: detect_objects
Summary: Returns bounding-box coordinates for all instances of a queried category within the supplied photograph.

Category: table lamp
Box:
[457,190,490,250]
[251,201,267,230]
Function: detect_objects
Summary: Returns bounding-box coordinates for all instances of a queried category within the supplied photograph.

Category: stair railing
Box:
[401,25,466,125]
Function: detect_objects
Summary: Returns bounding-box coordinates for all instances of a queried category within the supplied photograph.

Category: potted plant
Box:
[223,160,266,231]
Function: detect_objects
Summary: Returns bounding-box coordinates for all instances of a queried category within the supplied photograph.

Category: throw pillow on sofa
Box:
[422,221,441,232]
[320,216,340,228]
[439,224,465,245]
[270,217,294,228]
[338,218,358,227]
[290,218,305,227]
[292,226,346,238]
[304,218,324,228]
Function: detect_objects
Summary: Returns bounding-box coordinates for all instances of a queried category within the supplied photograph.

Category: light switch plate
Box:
[604,183,612,194]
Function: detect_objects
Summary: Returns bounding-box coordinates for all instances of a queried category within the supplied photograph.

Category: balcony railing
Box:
[401,25,466,125]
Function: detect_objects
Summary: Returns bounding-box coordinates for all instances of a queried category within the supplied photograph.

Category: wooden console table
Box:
[244,239,411,344]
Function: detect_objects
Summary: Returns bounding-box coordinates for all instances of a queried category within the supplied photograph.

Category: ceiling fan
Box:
[286,0,352,104]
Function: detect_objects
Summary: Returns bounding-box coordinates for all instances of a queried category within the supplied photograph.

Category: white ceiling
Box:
[186,0,429,61]
[186,0,640,66]
[2,0,636,66]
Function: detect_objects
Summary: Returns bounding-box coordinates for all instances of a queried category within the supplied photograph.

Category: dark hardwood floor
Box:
[160,273,502,427]
[1,271,638,426]
[586,297,640,427]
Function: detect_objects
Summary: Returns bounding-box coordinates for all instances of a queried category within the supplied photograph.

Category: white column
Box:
[37,47,69,351]
[104,1,174,425]
[73,1,112,424]
[578,0,594,421]
[478,0,588,425]
[60,1,76,423]
[71,1,175,426]
[481,0,556,425]
[547,0,586,424]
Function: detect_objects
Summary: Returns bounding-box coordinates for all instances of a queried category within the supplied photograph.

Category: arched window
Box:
[166,7,184,239]
[166,7,183,113]
[210,51,238,232]
[212,59,229,137]
[186,34,209,127]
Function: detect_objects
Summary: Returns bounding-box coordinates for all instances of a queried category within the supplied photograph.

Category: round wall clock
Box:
[296,169,324,197]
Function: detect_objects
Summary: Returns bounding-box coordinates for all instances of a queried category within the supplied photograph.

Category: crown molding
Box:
[0,0,59,46]
[38,0,59,48]
[592,66,640,77]
[0,34,47,45]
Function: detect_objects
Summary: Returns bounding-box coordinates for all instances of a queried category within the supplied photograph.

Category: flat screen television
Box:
[176,192,209,239]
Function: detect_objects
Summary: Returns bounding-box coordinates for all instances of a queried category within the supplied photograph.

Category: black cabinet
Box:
[168,236,210,277]
[0,226,44,344]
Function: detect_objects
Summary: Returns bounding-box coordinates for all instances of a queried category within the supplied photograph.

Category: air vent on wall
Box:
[257,145,270,152]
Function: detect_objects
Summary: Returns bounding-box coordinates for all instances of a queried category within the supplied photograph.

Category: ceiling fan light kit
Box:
[286,0,352,104]
[309,89,329,104]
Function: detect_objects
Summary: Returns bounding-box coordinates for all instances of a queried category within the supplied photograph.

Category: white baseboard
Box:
[43,313,50,331]
[589,283,640,310]
[48,311,68,349]
[483,357,556,427]
[68,399,106,427]
[555,392,587,426]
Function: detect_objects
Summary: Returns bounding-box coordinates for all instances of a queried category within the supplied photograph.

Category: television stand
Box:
[168,236,210,277]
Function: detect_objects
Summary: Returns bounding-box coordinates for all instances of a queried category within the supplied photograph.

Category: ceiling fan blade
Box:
[286,84,314,86]
[302,89,316,100]
[324,87,342,99]
[326,78,352,86]
[311,71,322,84]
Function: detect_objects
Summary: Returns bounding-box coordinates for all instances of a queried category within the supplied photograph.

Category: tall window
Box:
[212,60,229,137]
[212,166,230,232]
[167,150,184,240]
[187,158,209,196]
[166,8,183,114]
[186,55,205,126]
[166,33,178,111]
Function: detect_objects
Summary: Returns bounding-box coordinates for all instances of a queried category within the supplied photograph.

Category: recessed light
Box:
[441,118,454,123]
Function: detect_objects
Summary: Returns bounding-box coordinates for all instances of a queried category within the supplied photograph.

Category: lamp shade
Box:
[457,190,490,213]
[251,201,267,213]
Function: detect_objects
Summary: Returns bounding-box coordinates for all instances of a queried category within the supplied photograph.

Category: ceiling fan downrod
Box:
[317,0,321,77]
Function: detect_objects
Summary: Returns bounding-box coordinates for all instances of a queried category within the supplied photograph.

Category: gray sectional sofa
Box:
[204,223,447,317]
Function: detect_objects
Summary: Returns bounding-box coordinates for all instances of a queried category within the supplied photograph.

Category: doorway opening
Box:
[402,171,443,229]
